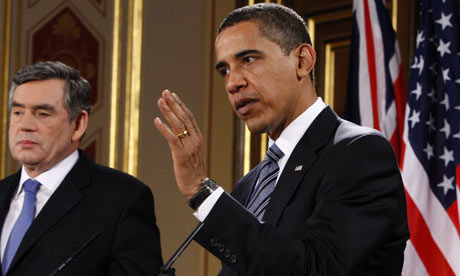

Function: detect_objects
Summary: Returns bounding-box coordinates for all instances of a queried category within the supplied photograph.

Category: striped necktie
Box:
[247,143,284,221]
[2,179,40,275]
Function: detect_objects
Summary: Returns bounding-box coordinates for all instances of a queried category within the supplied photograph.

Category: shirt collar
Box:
[18,150,80,197]
[269,97,327,160]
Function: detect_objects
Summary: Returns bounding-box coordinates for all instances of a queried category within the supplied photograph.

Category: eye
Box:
[219,68,230,77]
[37,111,50,118]
[243,56,255,63]
[11,108,23,116]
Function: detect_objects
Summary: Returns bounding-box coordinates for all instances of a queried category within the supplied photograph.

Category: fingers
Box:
[158,90,202,140]
[155,90,207,198]
[171,93,203,140]
[157,94,187,137]
[153,116,181,150]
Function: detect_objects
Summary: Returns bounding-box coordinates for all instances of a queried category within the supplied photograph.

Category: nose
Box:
[225,70,247,94]
[18,112,37,132]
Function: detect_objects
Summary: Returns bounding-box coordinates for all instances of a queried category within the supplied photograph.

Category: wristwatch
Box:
[187,177,219,210]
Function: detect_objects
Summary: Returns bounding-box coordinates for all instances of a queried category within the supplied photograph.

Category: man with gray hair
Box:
[0,61,162,275]
[156,3,409,276]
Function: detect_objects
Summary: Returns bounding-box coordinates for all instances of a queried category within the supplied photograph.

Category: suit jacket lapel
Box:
[0,172,21,232]
[0,171,21,273]
[8,151,93,272]
[263,107,340,226]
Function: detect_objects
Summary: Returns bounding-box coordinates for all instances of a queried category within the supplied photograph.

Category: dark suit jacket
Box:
[0,150,162,276]
[195,107,409,276]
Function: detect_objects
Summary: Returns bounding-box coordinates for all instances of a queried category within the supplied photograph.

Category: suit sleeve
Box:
[108,184,163,275]
[194,134,408,276]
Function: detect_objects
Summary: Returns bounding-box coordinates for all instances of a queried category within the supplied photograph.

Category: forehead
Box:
[215,21,281,61]
[13,79,66,105]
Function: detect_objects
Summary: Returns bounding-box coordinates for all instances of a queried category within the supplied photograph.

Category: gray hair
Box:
[8,61,91,123]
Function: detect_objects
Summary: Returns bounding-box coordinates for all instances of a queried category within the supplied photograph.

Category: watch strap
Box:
[187,178,218,210]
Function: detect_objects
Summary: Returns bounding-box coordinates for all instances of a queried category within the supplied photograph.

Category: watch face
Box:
[203,178,218,190]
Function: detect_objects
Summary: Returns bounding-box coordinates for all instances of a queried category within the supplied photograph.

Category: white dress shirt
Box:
[0,150,79,260]
[194,98,327,221]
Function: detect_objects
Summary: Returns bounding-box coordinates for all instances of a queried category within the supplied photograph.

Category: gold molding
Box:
[260,133,267,161]
[324,43,333,108]
[392,0,398,31]
[324,40,350,108]
[307,18,315,49]
[309,9,353,25]
[243,125,251,174]
[248,0,282,6]
[308,9,353,46]
[109,0,122,169]
[123,0,143,176]
[1,0,12,179]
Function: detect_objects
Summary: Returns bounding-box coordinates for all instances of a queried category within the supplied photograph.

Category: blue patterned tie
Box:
[2,179,40,275]
[247,143,284,220]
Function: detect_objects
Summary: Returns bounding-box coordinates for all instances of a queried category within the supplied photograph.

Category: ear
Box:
[295,43,316,79]
[71,110,89,143]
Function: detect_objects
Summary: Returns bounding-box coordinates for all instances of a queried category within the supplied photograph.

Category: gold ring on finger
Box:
[176,130,188,139]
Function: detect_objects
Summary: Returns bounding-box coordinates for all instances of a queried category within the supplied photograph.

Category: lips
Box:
[234,99,257,116]
[17,139,39,148]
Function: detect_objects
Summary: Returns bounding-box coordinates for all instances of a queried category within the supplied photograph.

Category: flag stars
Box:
[439,146,454,166]
[426,88,436,101]
[435,12,453,30]
[423,143,434,160]
[442,68,451,83]
[453,130,460,139]
[440,94,449,111]
[409,110,420,128]
[426,113,436,131]
[411,56,425,75]
[437,175,455,195]
[416,30,425,48]
[411,83,423,100]
[439,119,451,138]
[437,39,451,57]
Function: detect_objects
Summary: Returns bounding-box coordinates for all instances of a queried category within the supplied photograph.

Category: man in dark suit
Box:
[0,61,162,275]
[155,3,409,276]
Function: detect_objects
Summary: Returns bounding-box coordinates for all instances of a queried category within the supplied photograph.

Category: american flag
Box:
[401,0,460,275]
[345,0,407,160]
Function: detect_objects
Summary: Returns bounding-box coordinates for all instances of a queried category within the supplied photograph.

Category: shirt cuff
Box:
[193,186,224,221]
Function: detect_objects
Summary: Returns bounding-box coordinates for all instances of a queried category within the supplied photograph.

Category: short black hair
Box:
[218,3,311,55]
[9,61,91,122]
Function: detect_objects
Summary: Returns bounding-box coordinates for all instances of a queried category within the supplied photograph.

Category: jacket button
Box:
[210,238,218,247]
[218,243,225,252]
[224,249,231,258]
[230,254,237,264]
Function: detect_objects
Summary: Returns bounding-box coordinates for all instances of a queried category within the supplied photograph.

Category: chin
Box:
[14,153,43,166]
[245,121,267,135]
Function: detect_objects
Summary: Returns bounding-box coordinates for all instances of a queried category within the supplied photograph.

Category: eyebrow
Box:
[215,49,263,71]
[11,101,57,113]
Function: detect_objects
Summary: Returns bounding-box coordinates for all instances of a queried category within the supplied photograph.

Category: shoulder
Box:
[84,162,151,199]
[91,163,145,187]
[333,119,386,146]
[0,172,19,184]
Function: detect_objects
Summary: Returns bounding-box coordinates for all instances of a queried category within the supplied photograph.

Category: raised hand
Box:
[154,90,206,199]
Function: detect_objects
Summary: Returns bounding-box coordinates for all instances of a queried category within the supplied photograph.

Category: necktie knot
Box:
[23,179,41,194]
[265,143,284,163]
